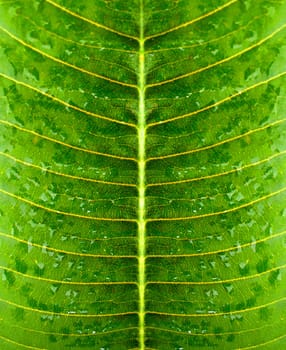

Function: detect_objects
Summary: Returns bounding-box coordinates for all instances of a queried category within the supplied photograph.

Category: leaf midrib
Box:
[137,1,146,349]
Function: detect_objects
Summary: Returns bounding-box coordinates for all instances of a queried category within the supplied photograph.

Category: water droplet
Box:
[224,284,234,294]
[50,284,59,294]
[65,49,73,56]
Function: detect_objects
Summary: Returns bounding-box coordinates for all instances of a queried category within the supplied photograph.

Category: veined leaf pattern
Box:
[0,0,285,349]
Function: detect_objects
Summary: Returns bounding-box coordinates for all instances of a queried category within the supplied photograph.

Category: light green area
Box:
[0,0,286,349]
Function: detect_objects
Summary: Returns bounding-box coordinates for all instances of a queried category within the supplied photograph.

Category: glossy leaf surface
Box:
[0,0,286,349]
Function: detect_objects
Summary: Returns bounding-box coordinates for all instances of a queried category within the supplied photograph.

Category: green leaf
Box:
[0,0,286,349]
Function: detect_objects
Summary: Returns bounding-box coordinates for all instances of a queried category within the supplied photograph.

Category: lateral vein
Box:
[45,0,139,41]
[0,26,136,88]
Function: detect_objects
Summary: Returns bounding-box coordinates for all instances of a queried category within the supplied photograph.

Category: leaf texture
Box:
[0,0,286,349]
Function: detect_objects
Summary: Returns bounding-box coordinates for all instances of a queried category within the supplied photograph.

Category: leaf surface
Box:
[0,0,286,349]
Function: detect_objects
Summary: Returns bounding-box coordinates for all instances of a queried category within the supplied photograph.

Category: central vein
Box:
[138,1,146,349]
